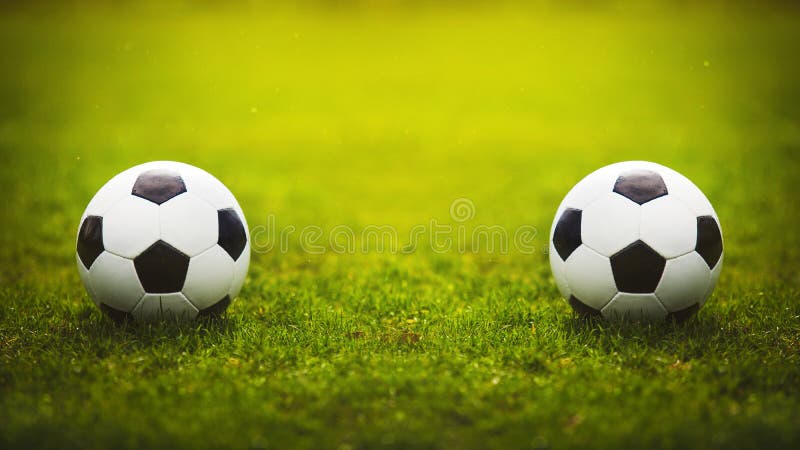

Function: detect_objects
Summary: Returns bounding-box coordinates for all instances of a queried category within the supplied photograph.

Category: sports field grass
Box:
[1,2,799,449]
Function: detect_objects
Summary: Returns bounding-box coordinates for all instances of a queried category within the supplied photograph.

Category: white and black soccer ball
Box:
[549,161,723,322]
[76,161,250,321]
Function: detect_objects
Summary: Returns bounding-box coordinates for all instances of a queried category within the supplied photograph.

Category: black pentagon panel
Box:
[610,240,666,293]
[613,169,668,205]
[132,169,187,205]
[696,216,723,268]
[666,303,700,324]
[133,240,190,293]
[198,295,231,318]
[568,295,602,317]
[77,215,104,269]
[218,208,247,260]
[553,208,582,261]
[100,303,133,323]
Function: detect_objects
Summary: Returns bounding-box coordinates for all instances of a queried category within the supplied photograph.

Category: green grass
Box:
[1,3,799,449]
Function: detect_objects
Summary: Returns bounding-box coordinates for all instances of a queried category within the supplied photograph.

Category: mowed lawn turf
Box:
[1,4,799,449]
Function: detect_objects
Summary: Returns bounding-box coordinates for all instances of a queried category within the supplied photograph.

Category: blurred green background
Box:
[1,1,799,449]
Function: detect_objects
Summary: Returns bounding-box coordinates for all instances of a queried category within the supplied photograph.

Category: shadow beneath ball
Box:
[563,307,727,347]
[71,303,242,353]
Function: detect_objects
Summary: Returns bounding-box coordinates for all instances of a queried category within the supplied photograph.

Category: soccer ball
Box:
[549,161,723,322]
[76,161,250,321]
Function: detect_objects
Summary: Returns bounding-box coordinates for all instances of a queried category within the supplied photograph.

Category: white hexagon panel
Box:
[130,293,198,321]
[160,193,219,257]
[656,252,710,312]
[601,292,668,322]
[581,192,640,257]
[102,196,160,259]
[658,165,718,218]
[88,252,144,315]
[180,165,243,215]
[132,294,162,321]
[564,245,617,312]
[183,246,235,311]
[161,293,199,321]
[640,196,697,259]
[80,166,142,219]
